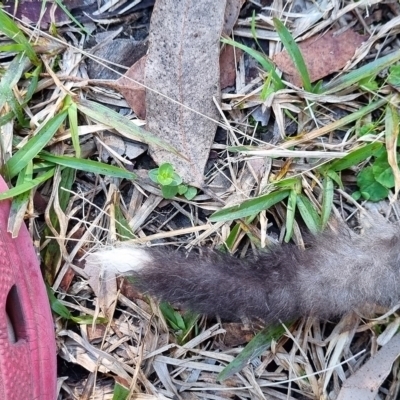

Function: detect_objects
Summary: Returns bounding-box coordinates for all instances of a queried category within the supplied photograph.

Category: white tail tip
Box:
[86,245,152,274]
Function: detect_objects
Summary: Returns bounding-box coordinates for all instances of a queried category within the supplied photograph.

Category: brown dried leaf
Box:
[85,263,117,318]
[220,45,242,89]
[145,0,227,187]
[119,44,239,118]
[87,37,147,81]
[87,324,107,342]
[117,277,144,302]
[99,132,147,161]
[223,0,246,34]
[273,29,368,87]
[221,323,256,347]
[59,267,76,292]
[4,0,95,29]
[116,0,241,119]
[337,334,400,400]
[115,56,147,119]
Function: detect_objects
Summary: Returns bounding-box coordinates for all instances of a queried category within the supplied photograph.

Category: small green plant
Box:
[387,64,400,87]
[149,163,197,200]
[355,153,391,201]
[354,104,400,201]
[159,302,198,344]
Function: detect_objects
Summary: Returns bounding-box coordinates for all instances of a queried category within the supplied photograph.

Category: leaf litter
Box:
[273,29,368,88]
[145,0,226,187]
[1,0,400,399]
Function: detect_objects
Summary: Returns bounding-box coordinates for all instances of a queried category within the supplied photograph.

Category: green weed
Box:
[149,163,197,200]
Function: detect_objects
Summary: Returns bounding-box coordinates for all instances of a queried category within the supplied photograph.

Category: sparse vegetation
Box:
[149,162,197,199]
[0,1,400,399]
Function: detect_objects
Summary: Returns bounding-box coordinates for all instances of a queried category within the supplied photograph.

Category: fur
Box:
[86,212,400,323]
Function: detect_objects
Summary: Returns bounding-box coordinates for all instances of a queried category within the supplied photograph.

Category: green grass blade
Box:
[46,285,105,324]
[42,167,75,282]
[284,189,297,242]
[221,37,285,90]
[7,162,33,237]
[112,383,130,400]
[160,302,186,330]
[59,167,75,210]
[273,18,312,92]
[273,177,301,188]
[38,151,137,180]
[223,216,259,251]
[385,103,400,197]
[0,112,14,127]
[178,312,199,345]
[0,8,40,65]
[0,53,30,110]
[322,51,400,94]
[327,170,343,188]
[24,64,42,105]
[47,167,75,230]
[75,98,184,158]
[67,101,81,157]
[115,204,136,240]
[8,90,29,127]
[321,176,334,228]
[210,189,290,222]
[224,225,240,250]
[217,324,287,381]
[296,194,321,234]
[260,71,275,101]
[250,10,262,51]
[53,0,89,33]
[5,111,68,179]
[323,142,382,173]
[0,43,25,52]
[0,168,55,201]
[286,98,387,158]
[46,284,73,319]
[32,161,55,172]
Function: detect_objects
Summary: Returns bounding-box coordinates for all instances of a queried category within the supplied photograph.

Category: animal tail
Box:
[85,214,400,323]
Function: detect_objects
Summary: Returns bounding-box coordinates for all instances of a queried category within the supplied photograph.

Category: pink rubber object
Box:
[0,176,57,400]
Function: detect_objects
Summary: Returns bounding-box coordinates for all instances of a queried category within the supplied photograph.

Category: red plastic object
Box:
[0,176,57,399]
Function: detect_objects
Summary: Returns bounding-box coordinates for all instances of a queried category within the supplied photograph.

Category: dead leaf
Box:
[221,323,256,347]
[115,0,242,119]
[87,37,147,81]
[337,333,400,400]
[87,324,107,342]
[223,0,246,34]
[113,376,130,390]
[85,262,117,318]
[118,44,240,118]
[59,267,76,292]
[145,0,227,187]
[4,0,95,29]
[115,56,147,119]
[220,45,242,89]
[385,104,400,199]
[99,132,147,161]
[117,277,144,302]
[273,29,368,87]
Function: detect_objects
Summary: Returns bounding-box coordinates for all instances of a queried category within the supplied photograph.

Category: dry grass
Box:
[1,0,400,399]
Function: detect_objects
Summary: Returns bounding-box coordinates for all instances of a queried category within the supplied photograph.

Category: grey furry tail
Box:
[86,217,400,323]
